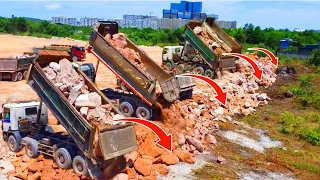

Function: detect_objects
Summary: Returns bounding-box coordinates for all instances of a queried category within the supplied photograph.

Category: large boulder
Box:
[134,157,152,176]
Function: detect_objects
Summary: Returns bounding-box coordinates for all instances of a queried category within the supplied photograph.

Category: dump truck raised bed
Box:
[88,21,195,120]
[0,54,37,81]
[162,17,243,79]
[2,47,138,178]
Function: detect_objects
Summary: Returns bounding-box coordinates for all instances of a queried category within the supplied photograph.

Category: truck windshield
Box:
[25,107,37,116]
[163,48,168,55]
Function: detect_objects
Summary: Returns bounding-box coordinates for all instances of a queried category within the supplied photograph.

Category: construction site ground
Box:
[0,34,320,180]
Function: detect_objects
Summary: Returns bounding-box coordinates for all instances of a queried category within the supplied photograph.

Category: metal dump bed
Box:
[27,47,137,160]
[0,55,36,72]
[183,18,242,70]
[89,21,187,107]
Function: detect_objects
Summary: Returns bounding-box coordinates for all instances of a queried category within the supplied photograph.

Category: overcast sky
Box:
[0,1,319,30]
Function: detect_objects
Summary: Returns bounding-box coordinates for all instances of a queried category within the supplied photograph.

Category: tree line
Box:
[1,17,320,52]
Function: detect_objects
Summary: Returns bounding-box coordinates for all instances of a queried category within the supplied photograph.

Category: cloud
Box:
[45,3,61,10]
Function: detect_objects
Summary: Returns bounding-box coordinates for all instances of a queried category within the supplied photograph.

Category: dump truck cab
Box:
[50,44,86,61]
[1,101,48,133]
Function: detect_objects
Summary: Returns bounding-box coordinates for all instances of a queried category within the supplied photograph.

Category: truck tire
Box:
[72,56,78,62]
[72,156,89,176]
[55,148,72,169]
[25,139,39,158]
[165,62,173,71]
[204,69,214,79]
[12,73,18,82]
[176,64,185,74]
[7,134,22,152]
[136,106,151,120]
[23,71,28,79]
[194,67,204,75]
[119,101,134,117]
[17,72,23,81]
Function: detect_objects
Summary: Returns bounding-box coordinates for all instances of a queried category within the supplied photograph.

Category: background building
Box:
[162,1,218,21]
[51,17,77,26]
[215,20,239,29]
[79,17,104,27]
[50,1,238,29]
[113,15,188,29]
[51,16,104,27]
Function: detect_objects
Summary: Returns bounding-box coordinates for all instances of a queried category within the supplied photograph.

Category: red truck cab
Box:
[70,46,86,61]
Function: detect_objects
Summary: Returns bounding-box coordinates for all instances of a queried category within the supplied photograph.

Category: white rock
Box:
[178,133,186,145]
[257,93,268,101]
[0,160,15,174]
[49,62,61,72]
[214,107,224,115]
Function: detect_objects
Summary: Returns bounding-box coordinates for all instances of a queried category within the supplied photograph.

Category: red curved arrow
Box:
[114,118,172,152]
[176,74,227,106]
[222,53,263,80]
[248,47,278,66]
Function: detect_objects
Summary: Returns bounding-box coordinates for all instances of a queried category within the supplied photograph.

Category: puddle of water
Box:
[239,169,296,180]
[219,129,283,153]
[157,152,215,180]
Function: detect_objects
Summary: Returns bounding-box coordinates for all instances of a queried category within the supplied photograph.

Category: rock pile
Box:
[104,33,156,81]
[4,151,84,180]
[43,58,117,127]
[193,26,226,56]
[276,66,296,77]
[121,125,196,179]
[105,33,146,71]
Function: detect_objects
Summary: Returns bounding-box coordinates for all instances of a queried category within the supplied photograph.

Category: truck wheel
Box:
[72,56,78,62]
[12,73,18,82]
[204,69,214,79]
[17,72,23,81]
[136,107,151,120]
[194,67,204,75]
[26,139,39,158]
[72,156,89,176]
[8,135,22,152]
[176,64,185,74]
[120,81,129,91]
[55,148,72,169]
[23,71,28,79]
[119,101,134,117]
[165,62,173,71]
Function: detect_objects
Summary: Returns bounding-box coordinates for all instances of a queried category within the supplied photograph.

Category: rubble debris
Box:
[185,136,204,153]
[154,153,179,165]
[217,155,226,165]
[42,58,116,128]
[134,157,153,176]
[173,149,195,164]
[105,34,146,73]
[0,160,15,174]
[276,66,296,77]
[151,164,169,176]
[193,26,226,56]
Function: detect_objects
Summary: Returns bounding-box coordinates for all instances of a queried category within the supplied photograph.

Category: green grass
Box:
[284,74,320,109]
[290,162,320,175]
[279,112,320,146]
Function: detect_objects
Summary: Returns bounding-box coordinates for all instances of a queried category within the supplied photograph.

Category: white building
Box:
[51,17,77,26]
